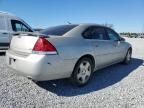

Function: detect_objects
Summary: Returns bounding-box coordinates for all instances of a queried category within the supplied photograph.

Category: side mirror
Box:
[120,37,125,41]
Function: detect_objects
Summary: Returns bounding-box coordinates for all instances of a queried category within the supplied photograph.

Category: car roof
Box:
[0,11,17,17]
[56,23,110,29]
[0,11,25,23]
[78,23,110,28]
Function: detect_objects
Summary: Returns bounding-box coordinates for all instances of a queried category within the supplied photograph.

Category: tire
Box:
[122,49,132,64]
[70,57,94,86]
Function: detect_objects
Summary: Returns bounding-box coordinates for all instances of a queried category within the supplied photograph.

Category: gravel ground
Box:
[0,38,144,108]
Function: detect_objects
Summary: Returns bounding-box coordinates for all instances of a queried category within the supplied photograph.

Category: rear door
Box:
[0,14,10,49]
[83,26,117,68]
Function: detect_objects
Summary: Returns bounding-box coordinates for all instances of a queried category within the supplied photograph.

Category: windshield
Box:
[41,25,78,36]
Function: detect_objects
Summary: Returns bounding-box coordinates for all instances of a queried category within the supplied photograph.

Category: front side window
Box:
[11,20,32,32]
[106,28,120,41]
[83,27,107,40]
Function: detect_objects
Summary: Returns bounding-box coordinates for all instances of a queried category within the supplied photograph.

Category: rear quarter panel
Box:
[47,36,95,77]
[48,36,95,60]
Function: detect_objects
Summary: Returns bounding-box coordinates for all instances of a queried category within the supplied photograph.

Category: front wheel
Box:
[70,58,93,86]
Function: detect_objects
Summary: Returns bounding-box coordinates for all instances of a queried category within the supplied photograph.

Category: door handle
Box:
[2,32,8,35]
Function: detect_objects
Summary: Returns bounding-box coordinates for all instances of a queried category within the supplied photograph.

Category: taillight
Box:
[32,37,57,54]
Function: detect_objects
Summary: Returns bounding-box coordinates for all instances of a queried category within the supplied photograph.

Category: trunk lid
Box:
[10,32,65,55]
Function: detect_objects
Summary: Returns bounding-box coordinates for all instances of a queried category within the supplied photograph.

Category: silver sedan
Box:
[6,24,132,86]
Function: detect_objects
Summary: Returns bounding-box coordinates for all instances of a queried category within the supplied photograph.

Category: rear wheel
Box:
[122,49,132,64]
[70,58,93,86]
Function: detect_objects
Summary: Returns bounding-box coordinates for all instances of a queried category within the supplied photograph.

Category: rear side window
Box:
[41,25,78,36]
[83,27,108,40]
[11,20,33,32]
[0,15,7,30]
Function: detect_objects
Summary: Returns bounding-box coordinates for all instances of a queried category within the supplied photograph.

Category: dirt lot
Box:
[0,38,144,108]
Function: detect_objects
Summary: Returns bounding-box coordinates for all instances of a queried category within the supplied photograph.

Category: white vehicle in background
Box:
[139,35,144,38]
[0,11,34,52]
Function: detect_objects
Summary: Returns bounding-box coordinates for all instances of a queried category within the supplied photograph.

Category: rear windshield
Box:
[41,25,78,36]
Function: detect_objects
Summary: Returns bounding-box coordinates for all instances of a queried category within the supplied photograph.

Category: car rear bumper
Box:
[6,50,76,81]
